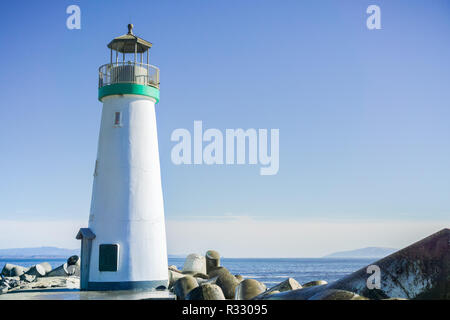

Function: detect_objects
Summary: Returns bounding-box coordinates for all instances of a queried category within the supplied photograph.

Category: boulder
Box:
[5,278,20,289]
[253,278,301,299]
[235,274,244,282]
[46,263,73,277]
[207,266,229,278]
[235,279,266,300]
[186,283,226,300]
[168,269,186,288]
[1,264,28,277]
[0,285,8,294]
[193,272,209,279]
[205,250,220,274]
[0,280,9,289]
[1,264,15,276]
[254,285,327,300]
[20,274,36,283]
[25,264,47,277]
[67,264,80,276]
[302,280,328,288]
[327,228,450,300]
[10,266,26,277]
[195,275,219,286]
[67,255,80,267]
[41,262,53,274]
[173,275,199,300]
[169,265,180,272]
[269,278,300,293]
[182,253,207,275]
[215,269,240,299]
[257,229,450,300]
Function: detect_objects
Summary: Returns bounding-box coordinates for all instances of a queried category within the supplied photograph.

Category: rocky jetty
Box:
[169,229,449,300]
[0,255,80,295]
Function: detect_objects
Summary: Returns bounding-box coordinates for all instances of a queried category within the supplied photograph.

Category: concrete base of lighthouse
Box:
[0,287,176,300]
[87,280,168,291]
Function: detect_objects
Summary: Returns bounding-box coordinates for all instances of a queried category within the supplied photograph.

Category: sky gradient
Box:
[0,0,449,256]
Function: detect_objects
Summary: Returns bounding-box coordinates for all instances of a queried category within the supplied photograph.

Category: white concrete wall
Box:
[88,94,168,284]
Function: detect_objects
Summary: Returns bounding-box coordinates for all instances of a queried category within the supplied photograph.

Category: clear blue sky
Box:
[0,1,449,254]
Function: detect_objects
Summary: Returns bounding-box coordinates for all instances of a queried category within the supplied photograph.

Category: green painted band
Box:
[98,83,160,102]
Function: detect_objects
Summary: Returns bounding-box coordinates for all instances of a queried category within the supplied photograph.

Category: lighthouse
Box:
[76,24,168,291]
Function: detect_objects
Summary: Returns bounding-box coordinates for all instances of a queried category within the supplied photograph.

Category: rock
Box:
[235,275,244,282]
[269,290,280,294]
[1,264,29,277]
[168,265,180,272]
[168,269,186,288]
[182,253,207,275]
[25,264,47,277]
[67,264,80,276]
[46,263,72,277]
[10,266,26,277]
[254,285,326,300]
[19,274,35,283]
[308,289,368,300]
[214,269,240,299]
[253,278,301,299]
[327,228,450,300]
[173,275,199,300]
[1,276,19,284]
[207,266,229,278]
[0,285,8,294]
[302,280,328,288]
[6,279,20,289]
[235,279,266,300]
[257,228,450,300]
[186,283,226,300]
[40,262,53,273]
[205,250,220,274]
[67,255,80,266]
[0,280,10,289]
[1,264,15,276]
[195,274,219,286]
[194,277,208,286]
[269,278,301,293]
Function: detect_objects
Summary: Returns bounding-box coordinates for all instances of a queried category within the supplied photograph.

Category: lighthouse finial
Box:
[127,24,134,35]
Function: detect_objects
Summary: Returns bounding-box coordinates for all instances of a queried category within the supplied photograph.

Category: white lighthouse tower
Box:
[77,24,168,291]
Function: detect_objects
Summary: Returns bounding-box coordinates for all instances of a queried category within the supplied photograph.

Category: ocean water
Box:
[1,257,375,287]
[170,258,375,286]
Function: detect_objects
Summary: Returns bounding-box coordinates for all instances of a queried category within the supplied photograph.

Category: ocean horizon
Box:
[1,257,375,287]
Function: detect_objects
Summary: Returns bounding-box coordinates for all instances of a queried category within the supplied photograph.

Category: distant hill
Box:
[324,247,397,259]
[0,247,79,258]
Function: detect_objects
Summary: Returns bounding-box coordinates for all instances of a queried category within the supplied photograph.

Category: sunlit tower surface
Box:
[77,24,168,290]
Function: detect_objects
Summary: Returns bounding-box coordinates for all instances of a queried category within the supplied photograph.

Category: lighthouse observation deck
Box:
[98,62,159,89]
[97,25,160,102]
